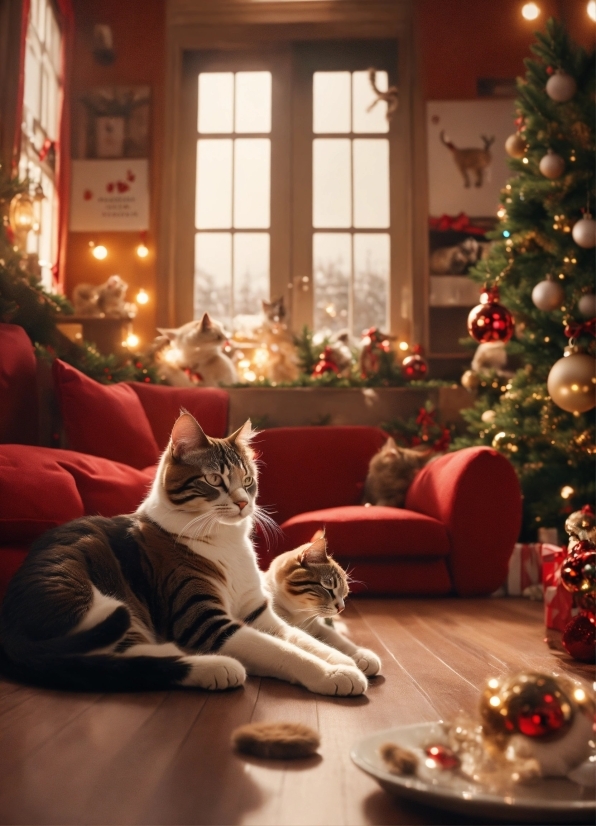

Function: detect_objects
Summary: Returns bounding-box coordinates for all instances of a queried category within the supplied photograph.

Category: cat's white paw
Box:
[181,654,246,690]
[305,665,368,696]
[319,648,356,668]
[352,647,382,677]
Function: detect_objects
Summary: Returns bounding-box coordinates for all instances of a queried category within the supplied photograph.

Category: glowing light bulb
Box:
[136,289,149,305]
[588,1,596,22]
[125,333,140,348]
[399,341,409,352]
[521,3,540,20]
[560,485,575,499]
[136,243,149,259]
[92,244,108,260]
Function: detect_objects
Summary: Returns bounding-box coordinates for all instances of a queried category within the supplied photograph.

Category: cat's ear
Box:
[157,327,178,342]
[383,436,399,453]
[227,419,255,452]
[299,536,328,566]
[170,410,209,460]
[200,312,213,332]
[261,299,271,311]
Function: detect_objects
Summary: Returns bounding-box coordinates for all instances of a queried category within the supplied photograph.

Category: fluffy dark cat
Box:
[362,437,433,508]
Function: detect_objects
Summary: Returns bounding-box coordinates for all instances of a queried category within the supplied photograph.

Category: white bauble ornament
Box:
[547,351,596,413]
[531,279,564,311]
[571,215,596,249]
[578,293,596,318]
[545,70,577,103]
[539,150,565,180]
[461,370,480,391]
[504,133,526,159]
[481,409,496,423]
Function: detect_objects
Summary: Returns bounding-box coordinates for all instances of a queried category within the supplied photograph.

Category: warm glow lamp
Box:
[136,289,149,305]
[521,2,540,19]
[588,1,596,21]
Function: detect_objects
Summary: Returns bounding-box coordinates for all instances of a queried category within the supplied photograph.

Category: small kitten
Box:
[264,537,382,677]
[157,313,238,387]
[429,237,480,275]
[362,437,432,508]
[73,275,135,318]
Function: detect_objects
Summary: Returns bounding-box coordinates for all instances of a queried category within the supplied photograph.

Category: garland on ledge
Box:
[0,167,160,385]
[382,402,452,451]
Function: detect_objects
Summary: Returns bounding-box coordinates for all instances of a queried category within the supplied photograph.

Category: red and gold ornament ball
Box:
[467,287,514,344]
[562,613,595,663]
[311,346,340,378]
[401,345,428,380]
[561,549,596,595]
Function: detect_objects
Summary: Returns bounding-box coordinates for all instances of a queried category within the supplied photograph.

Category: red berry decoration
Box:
[424,744,460,770]
[467,286,514,344]
[480,673,573,739]
[401,345,428,380]
[311,346,340,377]
[562,613,596,663]
[561,550,596,594]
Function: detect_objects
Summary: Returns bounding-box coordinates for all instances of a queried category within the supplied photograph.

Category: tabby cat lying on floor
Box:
[0,414,368,696]
[264,538,381,677]
[362,437,433,508]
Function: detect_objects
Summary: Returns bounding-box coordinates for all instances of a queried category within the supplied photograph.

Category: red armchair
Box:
[254,427,522,597]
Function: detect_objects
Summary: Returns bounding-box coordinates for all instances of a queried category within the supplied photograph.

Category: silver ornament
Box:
[578,293,596,318]
[572,216,596,249]
[504,133,526,159]
[539,150,565,180]
[547,352,596,414]
[545,70,577,103]
[531,279,564,311]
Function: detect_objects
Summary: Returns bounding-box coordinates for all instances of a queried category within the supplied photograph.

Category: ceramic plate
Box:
[351,722,595,824]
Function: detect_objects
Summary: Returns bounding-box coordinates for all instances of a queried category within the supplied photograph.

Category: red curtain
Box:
[54,0,75,292]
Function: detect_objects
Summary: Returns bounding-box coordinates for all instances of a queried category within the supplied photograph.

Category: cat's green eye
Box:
[243,476,253,488]
[205,473,222,486]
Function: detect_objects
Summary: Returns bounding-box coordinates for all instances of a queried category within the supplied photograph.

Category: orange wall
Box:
[417,0,595,100]
[65,0,165,348]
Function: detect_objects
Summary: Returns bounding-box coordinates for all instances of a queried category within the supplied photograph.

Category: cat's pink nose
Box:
[237,500,248,511]
[335,603,344,613]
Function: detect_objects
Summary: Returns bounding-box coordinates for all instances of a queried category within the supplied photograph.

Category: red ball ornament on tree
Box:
[467,286,514,344]
[561,550,596,594]
[311,346,340,378]
[562,613,595,663]
[401,345,428,380]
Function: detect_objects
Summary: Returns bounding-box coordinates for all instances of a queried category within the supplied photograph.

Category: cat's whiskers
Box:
[252,506,282,550]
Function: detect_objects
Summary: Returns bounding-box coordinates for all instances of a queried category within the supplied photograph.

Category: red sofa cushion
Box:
[254,426,387,525]
[406,446,522,596]
[342,559,452,596]
[0,324,39,445]
[128,383,229,450]
[0,546,28,602]
[53,360,160,469]
[0,445,155,545]
[278,505,450,560]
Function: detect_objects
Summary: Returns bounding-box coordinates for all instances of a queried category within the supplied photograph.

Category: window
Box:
[179,41,398,337]
[19,0,62,290]
[194,71,272,330]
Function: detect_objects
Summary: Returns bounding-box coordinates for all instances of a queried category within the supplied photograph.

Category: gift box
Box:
[542,544,578,632]
[506,543,544,596]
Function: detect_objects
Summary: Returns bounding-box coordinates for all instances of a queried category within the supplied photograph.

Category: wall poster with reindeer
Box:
[427,100,515,218]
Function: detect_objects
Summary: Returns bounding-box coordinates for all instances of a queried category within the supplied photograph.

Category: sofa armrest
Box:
[405,447,521,596]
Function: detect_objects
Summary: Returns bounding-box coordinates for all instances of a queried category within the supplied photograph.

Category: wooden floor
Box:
[0,598,590,826]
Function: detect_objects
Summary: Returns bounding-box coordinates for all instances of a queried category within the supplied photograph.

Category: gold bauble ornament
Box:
[504,133,526,158]
[571,215,596,249]
[547,349,596,414]
[539,149,565,180]
[565,506,596,546]
[461,369,480,391]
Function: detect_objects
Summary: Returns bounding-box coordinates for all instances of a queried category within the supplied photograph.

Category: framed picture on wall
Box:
[74,86,150,159]
[427,99,515,218]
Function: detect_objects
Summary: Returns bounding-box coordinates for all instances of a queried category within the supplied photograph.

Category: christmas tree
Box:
[453,19,595,540]
[0,168,159,385]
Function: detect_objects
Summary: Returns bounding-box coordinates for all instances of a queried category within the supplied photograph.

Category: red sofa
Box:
[0,323,521,599]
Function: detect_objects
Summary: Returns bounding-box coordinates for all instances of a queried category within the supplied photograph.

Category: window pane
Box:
[353,234,390,336]
[313,139,351,228]
[233,233,270,327]
[313,72,351,134]
[195,232,232,324]
[196,139,232,229]
[198,73,234,133]
[235,72,271,133]
[234,138,270,228]
[313,233,351,334]
[353,139,390,228]
[352,70,389,134]
[24,44,40,120]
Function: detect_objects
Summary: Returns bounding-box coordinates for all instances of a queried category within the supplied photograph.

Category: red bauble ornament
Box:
[401,345,428,380]
[312,346,340,377]
[562,613,596,663]
[561,550,596,594]
[480,673,573,739]
[424,744,460,770]
[467,286,514,344]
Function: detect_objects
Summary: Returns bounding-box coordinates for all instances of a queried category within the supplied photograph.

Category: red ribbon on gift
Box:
[429,212,487,236]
